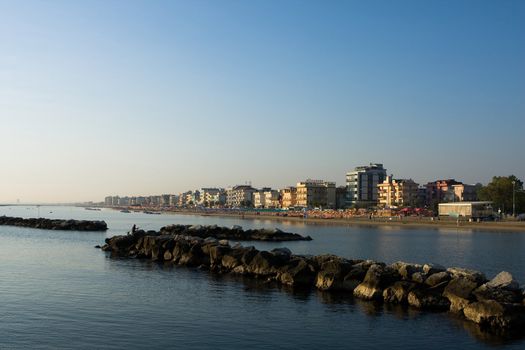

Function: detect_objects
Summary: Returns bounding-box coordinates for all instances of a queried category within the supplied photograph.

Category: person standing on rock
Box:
[131,224,136,235]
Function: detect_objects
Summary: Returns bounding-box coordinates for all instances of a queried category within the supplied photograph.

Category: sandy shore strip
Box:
[152,209,525,233]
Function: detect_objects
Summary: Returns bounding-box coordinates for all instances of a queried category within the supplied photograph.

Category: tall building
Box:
[200,188,225,207]
[377,176,419,208]
[296,180,336,209]
[226,185,256,208]
[280,187,297,208]
[346,163,387,206]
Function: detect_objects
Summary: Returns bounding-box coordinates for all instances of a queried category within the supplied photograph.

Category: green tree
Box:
[477,175,525,214]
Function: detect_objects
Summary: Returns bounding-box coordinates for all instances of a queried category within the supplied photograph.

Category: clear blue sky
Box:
[1,0,524,203]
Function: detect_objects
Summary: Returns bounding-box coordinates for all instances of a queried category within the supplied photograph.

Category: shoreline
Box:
[163,210,525,233]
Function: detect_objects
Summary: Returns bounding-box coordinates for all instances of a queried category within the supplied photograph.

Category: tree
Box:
[477,175,525,214]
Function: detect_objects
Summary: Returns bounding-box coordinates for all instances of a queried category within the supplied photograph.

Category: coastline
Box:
[163,210,525,233]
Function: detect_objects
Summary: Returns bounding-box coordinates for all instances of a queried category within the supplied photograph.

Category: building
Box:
[264,190,280,208]
[200,188,225,207]
[296,180,336,209]
[452,184,478,202]
[280,187,297,208]
[104,196,113,206]
[226,185,256,208]
[377,176,419,208]
[425,179,460,205]
[335,186,347,209]
[438,201,493,219]
[346,163,387,206]
[160,194,171,207]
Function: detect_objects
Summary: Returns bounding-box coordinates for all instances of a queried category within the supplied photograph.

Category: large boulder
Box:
[423,263,446,275]
[246,251,284,276]
[425,271,451,287]
[463,300,525,331]
[278,258,317,286]
[447,267,486,284]
[473,284,523,304]
[390,261,423,281]
[486,271,520,291]
[383,281,417,304]
[353,264,400,300]
[443,277,480,314]
[407,287,451,311]
[315,257,354,291]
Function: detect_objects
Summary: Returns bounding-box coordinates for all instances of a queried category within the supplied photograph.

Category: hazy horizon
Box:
[1,0,524,203]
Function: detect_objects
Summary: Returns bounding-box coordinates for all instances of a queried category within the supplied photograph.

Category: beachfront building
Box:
[296,180,336,209]
[377,176,419,208]
[169,194,179,207]
[280,187,297,208]
[104,196,113,206]
[425,179,480,213]
[254,188,280,208]
[438,201,493,219]
[346,163,387,207]
[226,185,256,208]
[160,194,171,207]
[200,188,226,207]
[452,184,478,202]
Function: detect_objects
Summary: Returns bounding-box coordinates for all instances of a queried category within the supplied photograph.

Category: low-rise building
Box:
[438,201,493,219]
[296,180,336,209]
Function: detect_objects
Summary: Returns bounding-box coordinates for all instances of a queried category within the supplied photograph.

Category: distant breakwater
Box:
[100,225,525,335]
[0,216,107,231]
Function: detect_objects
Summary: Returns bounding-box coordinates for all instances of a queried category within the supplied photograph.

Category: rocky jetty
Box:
[0,215,107,231]
[100,230,525,335]
[159,224,312,241]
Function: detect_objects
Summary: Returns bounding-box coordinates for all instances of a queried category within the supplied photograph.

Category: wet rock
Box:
[447,267,486,284]
[383,281,417,304]
[443,277,479,314]
[316,257,355,291]
[353,264,400,301]
[412,272,426,284]
[486,271,520,291]
[408,288,450,310]
[473,284,522,304]
[278,258,316,286]
[425,271,451,287]
[423,263,446,275]
[463,300,525,331]
[391,261,423,281]
[0,216,108,231]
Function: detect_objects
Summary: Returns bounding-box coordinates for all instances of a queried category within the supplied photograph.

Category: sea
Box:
[1,205,524,349]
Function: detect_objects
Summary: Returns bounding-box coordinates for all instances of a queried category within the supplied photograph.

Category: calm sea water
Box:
[1,205,524,349]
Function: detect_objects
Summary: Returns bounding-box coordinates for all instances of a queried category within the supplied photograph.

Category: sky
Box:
[0,0,524,203]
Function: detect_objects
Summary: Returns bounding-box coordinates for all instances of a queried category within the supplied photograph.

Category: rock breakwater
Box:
[0,216,108,231]
[101,228,525,334]
[159,224,312,241]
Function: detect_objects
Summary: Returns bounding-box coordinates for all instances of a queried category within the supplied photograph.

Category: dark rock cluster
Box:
[0,216,108,231]
[160,224,312,241]
[101,229,525,334]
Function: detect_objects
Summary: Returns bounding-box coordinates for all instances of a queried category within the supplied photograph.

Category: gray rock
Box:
[353,264,400,300]
[218,239,230,246]
[383,281,417,304]
[487,271,520,291]
[473,284,522,304]
[231,225,242,230]
[407,288,450,310]
[443,277,479,314]
[271,247,292,257]
[412,272,426,284]
[391,261,423,280]
[425,271,451,287]
[423,263,446,275]
[463,300,525,330]
[447,267,486,284]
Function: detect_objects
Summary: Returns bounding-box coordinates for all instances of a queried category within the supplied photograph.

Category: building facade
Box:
[377,176,419,208]
[346,163,387,206]
[280,187,297,208]
[226,185,256,207]
[296,180,336,209]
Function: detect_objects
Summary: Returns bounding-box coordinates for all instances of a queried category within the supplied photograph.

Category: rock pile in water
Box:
[0,216,108,231]
[159,224,312,241]
[100,229,525,334]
